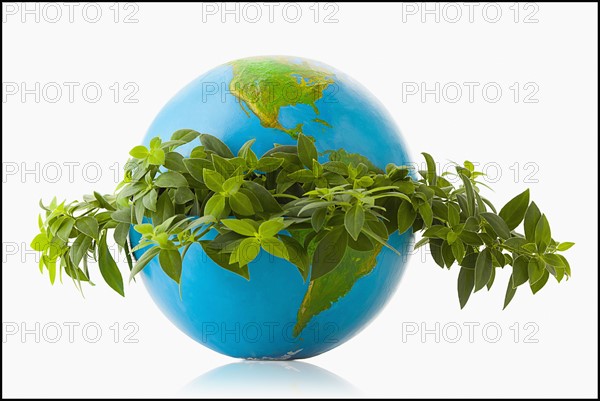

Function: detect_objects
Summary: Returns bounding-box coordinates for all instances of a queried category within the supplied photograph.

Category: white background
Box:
[2,2,598,398]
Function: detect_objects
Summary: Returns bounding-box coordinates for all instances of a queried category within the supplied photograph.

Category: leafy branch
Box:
[32,129,573,314]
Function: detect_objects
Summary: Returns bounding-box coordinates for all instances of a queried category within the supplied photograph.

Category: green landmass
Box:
[293,242,383,337]
[229,57,335,138]
[313,118,332,128]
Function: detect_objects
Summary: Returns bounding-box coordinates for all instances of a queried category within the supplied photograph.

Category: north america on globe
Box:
[228,57,336,138]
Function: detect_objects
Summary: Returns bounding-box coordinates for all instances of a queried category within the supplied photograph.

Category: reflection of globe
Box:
[181,361,359,397]
[131,56,413,359]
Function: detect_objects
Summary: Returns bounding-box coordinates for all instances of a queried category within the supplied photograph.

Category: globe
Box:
[130,56,413,359]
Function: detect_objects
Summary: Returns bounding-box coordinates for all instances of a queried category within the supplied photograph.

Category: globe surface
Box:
[133,56,413,359]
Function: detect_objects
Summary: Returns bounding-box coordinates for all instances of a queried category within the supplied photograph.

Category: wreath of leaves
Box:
[32,129,573,311]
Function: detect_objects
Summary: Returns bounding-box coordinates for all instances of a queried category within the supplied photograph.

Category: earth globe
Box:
[130,56,413,360]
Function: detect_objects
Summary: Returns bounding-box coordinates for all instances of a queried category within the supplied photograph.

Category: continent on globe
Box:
[229,57,335,138]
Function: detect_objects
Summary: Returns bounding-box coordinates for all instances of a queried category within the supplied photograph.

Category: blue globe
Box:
[131,56,413,359]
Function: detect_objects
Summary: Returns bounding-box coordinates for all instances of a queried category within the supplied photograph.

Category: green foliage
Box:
[32,130,574,335]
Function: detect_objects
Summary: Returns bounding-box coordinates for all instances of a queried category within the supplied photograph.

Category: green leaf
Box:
[114,223,129,248]
[238,138,256,159]
[458,267,475,309]
[155,171,188,188]
[142,189,158,212]
[502,237,528,251]
[211,154,235,178]
[203,169,225,193]
[242,181,282,213]
[344,204,365,241]
[511,256,529,288]
[486,266,496,290]
[422,225,451,239]
[556,242,575,251]
[480,212,511,239]
[256,157,284,172]
[149,137,161,149]
[221,219,258,236]
[459,174,476,216]
[463,216,480,232]
[174,187,195,204]
[421,152,437,186]
[356,176,373,187]
[555,254,571,277]
[323,161,348,175]
[414,238,429,249]
[288,169,315,183]
[129,246,160,281]
[259,218,286,238]
[43,256,57,284]
[429,239,445,268]
[229,191,254,216]
[111,207,132,224]
[134,198,146,225]
[183,158,212,182]
[31,233,49,251]
[311,227,348,280]
[503,277,517,309]
[362,219,398,254]
[298,133,318,168]
[261,237,289,260]
[498,189,530,230]
[134,224,154,235]
[56,217,75,242]
[448,203,460,226]
[530,268,549,294]
[534,214,551,253]
[442,240,455,268]
[159,249,182,283]
[75,216,99,240]
[129,145,148,159]
[490,248,506,267]
[459,230,483,246]
[528,257,545,285]
[542,253,566,268]
[200,134,234,158]
[98,235,124,296]
[418,202,433,227]
[204,194,226,219]
[311,207,327,232]
[93,192,116,211]
[153,191,174,225]
[397,200,416,234]
[234,237,261,266]
[524,202,541,242]
[348,232,374,252]
[200,240,249,279]
[474,249,493,292]
[447,231,458,245]
[222,176,243,195]
[521,242,537,253]
[451,239,465,263]
[190,146,207,159]
[279,235,309,279]
[171,128,200,143]
[70,234,92,267]
[147,148,165,165]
